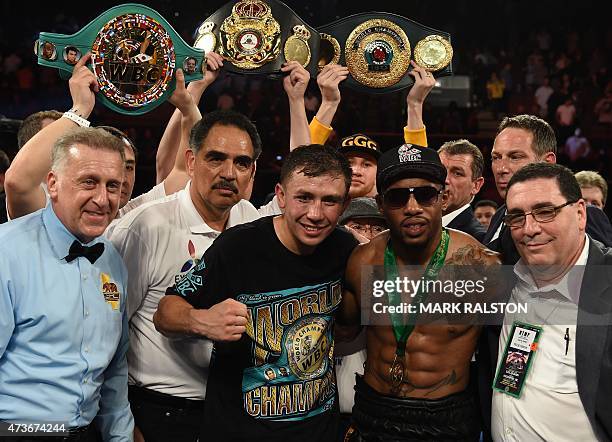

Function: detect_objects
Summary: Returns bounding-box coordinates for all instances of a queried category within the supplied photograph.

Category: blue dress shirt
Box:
[0,204,133,441]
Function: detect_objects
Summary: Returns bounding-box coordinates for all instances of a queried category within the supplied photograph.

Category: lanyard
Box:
[383,228,450,358]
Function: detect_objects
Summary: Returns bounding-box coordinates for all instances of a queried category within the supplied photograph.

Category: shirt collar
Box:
[42,203,104,260]
[179,181,245,235]
[514,235,589,303]
[442,202,471,227]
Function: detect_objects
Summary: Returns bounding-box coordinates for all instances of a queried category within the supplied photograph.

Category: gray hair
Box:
[52,127,125,172]
[575,170,608,205]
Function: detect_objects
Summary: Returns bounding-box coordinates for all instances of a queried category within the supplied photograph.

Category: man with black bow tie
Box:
[0,127,133,441]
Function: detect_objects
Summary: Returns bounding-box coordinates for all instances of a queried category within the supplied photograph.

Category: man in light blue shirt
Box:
[0,127,133,441]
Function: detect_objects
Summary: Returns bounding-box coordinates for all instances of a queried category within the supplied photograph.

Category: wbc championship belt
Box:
[194,0,321,77]
[317,12,453,93]
[35,4,205,115]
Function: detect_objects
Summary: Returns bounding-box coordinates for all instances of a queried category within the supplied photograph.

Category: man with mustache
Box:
[339,144,500,441]
[108,62,311,442]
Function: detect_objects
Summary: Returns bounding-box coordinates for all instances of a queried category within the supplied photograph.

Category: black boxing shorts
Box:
[345,375,480,442]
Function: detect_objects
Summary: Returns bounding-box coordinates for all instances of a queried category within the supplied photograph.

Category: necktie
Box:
[65,240,105,264]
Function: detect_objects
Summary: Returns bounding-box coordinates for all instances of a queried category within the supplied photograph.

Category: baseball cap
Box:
[338,133,381,160]
[339,197,385,225]
[376,144,447,194]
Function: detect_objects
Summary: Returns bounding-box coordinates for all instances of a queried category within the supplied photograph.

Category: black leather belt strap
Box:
[318,12,453,93]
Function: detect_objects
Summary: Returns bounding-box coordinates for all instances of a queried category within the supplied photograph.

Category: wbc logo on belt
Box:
[91,13,175,109]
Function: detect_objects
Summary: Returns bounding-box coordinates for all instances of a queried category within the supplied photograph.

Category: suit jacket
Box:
[479,239,612,441]
[447,205,486,243]
[483,204,612,264]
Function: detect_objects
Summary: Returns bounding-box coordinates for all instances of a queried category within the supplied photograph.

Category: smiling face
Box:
[187,123,255,218]
[378,177,444,249]
[47,144,124,243]
[439,151,483,213]
[275,171,348,255]
[346,152,377,198]
[506,177,586,269]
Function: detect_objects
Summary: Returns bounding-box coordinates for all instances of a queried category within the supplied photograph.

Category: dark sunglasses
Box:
[382,186,443,209]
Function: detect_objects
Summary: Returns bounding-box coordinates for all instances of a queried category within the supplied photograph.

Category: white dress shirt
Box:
[109,182,261,399]
[442,202,471,227]
[492,235,597,441]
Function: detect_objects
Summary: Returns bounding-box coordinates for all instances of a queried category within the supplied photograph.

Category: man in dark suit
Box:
[438,139,487,242]
[483,114,612,264]
[486,163,612,441]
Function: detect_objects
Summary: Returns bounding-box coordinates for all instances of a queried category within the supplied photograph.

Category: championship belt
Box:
[35,4,205,115]
[318,12,453,93]
[194,0,321,77]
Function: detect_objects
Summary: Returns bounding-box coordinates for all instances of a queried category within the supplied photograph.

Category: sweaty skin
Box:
[342,228,500,398]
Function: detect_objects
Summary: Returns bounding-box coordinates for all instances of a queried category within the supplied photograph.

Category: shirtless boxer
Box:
[340,144,500,441]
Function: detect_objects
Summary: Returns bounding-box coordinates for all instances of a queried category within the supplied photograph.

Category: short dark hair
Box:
[438,139,484,179]
[280,145,352,196]
[475,199,498,210]
[497,114,557,157]
[0,149,10,174]
[97,126,138,162]
[190,110,262,160]
[17,110,63,149]
[506,163,581,203]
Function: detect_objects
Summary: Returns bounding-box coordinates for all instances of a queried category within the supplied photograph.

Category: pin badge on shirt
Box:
[101,272,120,310]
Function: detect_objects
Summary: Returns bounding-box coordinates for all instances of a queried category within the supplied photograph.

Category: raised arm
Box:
[158,53,224,194]
[309,64,349,145]
[404,61,436,146]
[5,54,97,219]
[281,61,311,150]
[156,53,224,185]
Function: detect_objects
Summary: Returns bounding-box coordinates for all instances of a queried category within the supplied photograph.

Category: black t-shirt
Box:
[168,216,358,441]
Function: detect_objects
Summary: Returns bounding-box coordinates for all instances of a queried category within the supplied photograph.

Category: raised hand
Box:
[317,63,349,105]
[68,53,97,118]
[406,60,436,106]
[281,61,311,101]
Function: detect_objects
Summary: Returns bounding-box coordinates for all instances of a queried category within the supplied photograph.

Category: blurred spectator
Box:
[534,77,554,117]
[556,96,577,140]
[486,72,505,117]
[474,199,498,229]
[441,101,464,134]
[565,128,592,162]
[575,170,608,210]
[594,81,612,124]
[217,90,235,110]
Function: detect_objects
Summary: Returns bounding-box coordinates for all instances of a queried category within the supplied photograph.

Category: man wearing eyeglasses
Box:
[340,144,500,441]
[491,162,612,441]
[483,114,612,265]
